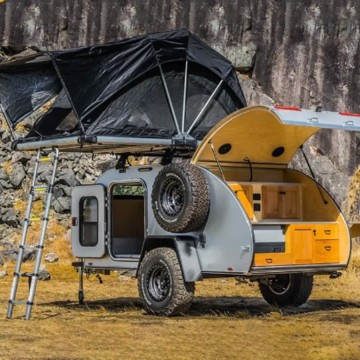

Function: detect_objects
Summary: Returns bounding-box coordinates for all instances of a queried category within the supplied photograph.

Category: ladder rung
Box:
[21,272,39,278]
[18,244,36,250]
[9,300,29,305]
[33,186,47,193]
[29,217,42,222]
[38,157,52,163]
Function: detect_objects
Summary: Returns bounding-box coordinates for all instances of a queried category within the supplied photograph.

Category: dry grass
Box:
[0,246,359,359]
[1,160,13,174]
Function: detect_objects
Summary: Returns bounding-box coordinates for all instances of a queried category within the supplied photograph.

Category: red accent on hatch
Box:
[339,111,360,117]
[274,105,301,111]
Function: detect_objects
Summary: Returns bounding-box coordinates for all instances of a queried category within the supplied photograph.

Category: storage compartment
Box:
[229,181,302,222]
[228,182,253,220]
[262,184,301,219]
[253,223,340,267]
[290,226,314,264]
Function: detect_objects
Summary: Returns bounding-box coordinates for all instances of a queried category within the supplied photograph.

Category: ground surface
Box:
[0,249,360,360]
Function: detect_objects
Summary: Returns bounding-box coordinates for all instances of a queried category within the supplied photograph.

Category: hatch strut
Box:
[209,140,226,181]
[300,145,328,205]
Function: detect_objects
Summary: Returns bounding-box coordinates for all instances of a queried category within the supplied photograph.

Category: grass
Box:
[0,246,359,359]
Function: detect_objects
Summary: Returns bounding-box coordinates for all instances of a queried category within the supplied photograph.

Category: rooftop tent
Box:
[0,53,61,128]
[0,29,247,153]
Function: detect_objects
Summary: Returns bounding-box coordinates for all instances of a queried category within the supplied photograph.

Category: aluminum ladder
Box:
[7,148,59,320]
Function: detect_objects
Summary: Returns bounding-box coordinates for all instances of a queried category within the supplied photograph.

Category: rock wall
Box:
[0,0,359,212]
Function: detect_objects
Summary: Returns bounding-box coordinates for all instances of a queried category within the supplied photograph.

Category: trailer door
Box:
[71,185,107,258]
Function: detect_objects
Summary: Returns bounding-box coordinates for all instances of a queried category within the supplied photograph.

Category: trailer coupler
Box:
[329,271,342,279]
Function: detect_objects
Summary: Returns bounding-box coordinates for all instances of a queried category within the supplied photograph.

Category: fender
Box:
[138,236,203,282]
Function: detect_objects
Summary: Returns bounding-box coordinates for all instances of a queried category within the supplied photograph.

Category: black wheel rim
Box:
[268,275,291,295]
[146,264,171,302]
[160,178,184,216]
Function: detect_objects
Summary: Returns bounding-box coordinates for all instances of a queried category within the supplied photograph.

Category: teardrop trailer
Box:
[1,30,360,318]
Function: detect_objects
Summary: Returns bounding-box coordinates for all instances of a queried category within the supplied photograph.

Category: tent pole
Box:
[186,78,224,135]
[158,64,181,134]
[0,103,18,140]
[181,60,188,133]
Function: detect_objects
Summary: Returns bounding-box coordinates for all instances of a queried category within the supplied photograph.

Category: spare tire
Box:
[152,162,209,233]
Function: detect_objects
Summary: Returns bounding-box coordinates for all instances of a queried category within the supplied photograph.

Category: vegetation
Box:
[0,243,359,359]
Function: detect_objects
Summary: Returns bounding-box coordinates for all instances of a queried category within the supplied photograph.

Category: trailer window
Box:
[80,197,98,247]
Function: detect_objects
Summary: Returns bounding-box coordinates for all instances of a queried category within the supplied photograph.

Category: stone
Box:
[0,270,7,277]
[0,169,9,180]
[11,152,31,166]
[0,179,12,189]
[38,269,51,281]
[23,248,37,262]
[56,169,77,187]
[0,252,5,266]
[53,196,71,213]
[9,162,26,188]
[2,209,19,227]
[2,249,18,262]
[44,252,59,263]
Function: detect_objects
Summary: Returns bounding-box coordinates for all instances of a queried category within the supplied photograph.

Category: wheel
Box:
[138,247,195,316]
[259,274,313,307]
[151,162,209,233]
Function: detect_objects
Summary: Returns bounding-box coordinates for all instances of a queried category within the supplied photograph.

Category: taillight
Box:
[274,105,302,111]
[339,111,360,117]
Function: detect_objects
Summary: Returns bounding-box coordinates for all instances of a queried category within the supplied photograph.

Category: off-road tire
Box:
[138,247,195,316]
[259,274,313,307]
[152,162,209,233]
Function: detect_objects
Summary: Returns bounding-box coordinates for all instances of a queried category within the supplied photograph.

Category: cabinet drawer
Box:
[254,253,292,266]
[314,224,339,239]
[314,239,339,263]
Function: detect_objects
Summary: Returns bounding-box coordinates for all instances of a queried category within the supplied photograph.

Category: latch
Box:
[199,233,206,248]
[240,245,250,255]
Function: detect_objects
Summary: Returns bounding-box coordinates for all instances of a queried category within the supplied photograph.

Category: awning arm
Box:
[158,63,181,134]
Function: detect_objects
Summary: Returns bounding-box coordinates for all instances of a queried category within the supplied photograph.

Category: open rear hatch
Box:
[192,105,360,273]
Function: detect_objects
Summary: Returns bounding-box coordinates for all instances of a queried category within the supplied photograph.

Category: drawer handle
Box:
[324,230,332,235]
[266,258,273,263]
[324,246,332,251]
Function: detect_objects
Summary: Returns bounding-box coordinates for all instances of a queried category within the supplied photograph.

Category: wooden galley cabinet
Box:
[262,184,301,220]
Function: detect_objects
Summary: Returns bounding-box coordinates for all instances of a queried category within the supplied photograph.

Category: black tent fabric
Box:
[0,29,246,150]
[0,55,61,127]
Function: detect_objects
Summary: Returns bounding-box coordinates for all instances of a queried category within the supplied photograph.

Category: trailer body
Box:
[68,105,357,314]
